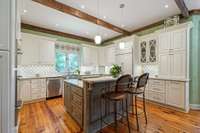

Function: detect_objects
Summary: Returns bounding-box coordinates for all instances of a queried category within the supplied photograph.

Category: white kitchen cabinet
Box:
[139,34,158,64]
[98,47,105,66]
[158,32,171,53]
[82,46,98,66]
[166,81,185,109]
[39,39,55,65]
[0,0,10,50]
[158,24,189,79]
[171,29,187,51]
[159,53,170,77]
[20,33,55,65]
[19,80,31,101]
[105,45,116,66]
[116,53,132,75]
[19,78,47,102]
[170,51,186,79]
[21,34,40,65]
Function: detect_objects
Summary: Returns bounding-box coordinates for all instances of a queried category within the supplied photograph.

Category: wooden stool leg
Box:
[143,93,148,124]
[126,99,131,133]
[100,98,103,132]
[114,102,118,133]
[135,96,139,130]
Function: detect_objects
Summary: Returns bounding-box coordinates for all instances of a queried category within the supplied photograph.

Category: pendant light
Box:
[119,3,125,49]
[94,0,102,44]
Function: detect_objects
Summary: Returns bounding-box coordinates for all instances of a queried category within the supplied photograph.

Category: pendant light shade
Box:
[94,35,102,44]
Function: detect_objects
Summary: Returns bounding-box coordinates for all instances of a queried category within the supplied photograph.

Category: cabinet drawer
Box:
[148,80,165,92]
[71,86,83,96]
[148,91,165,104]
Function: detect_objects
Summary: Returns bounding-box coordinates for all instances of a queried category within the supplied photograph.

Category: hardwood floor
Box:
[19,98,200,133]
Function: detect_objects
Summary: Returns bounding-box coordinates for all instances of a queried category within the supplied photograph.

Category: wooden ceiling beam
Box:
[21,23,94,43]
[174,0,189,17]
[32,0,130,35]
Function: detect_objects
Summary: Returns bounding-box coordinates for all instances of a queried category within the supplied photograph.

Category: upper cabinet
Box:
[158,23,191,79]
[20,33,56,65]
[139,34,158,64]
[82,46,98,66]
[105,45,116,66]
[0,0,10,50]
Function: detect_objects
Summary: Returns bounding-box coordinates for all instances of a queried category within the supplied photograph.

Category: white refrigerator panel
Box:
[0,51,9,133]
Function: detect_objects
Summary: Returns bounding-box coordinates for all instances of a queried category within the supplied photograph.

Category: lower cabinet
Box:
[64,82,83,127]
[143,79,187,111]
[18,78,47,102]
[166,81,185,109]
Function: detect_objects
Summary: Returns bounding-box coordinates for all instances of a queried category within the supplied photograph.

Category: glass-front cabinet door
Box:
[149,39,157,63]
[139,35,157,64]
[140,41,147,63]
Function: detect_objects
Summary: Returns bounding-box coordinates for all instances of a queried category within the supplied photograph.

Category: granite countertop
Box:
[82,76,117,84]
[64,79,83,88]
[18,74,66,80]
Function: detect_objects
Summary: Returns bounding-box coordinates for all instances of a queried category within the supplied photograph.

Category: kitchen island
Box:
[64,76,132,133]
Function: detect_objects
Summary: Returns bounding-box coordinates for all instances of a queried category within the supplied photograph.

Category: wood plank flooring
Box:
[19,98,200,133]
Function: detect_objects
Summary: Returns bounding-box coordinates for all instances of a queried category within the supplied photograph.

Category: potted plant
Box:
[110,64,122,78]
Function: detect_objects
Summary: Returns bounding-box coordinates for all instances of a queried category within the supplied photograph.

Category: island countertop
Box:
[64,79,83,88]
[82,76,117,84]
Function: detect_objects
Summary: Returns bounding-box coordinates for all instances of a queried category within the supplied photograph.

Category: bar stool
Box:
[127,73,149,131]
[100,74,132,133]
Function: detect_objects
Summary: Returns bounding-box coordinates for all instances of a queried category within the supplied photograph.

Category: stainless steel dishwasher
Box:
[47,77,63,99]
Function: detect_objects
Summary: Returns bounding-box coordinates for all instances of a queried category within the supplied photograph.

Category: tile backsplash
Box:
[134,64,159,77]
[17,64,59,77]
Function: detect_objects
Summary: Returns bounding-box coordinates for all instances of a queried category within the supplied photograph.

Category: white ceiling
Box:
[21,0,200,42]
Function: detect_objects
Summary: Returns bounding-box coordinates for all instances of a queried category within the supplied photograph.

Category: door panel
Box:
[0,52,9,133]
[0,0,10,50]
[159,32,171,53]
[159,53,170,77]
[171,29,186,51]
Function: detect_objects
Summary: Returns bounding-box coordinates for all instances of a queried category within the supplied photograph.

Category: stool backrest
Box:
[136,73,149,89]
[115,74,132,92]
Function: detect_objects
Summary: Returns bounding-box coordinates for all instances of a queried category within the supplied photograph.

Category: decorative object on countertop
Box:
[164,15,180,28]
[110,64,122,78]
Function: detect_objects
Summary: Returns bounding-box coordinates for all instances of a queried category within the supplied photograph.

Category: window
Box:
[55,44,80,73]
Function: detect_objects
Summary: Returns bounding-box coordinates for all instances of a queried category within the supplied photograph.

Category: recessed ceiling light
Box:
[164,4,169,8]
[55,24,59,27]
[23,9,27,13]
[103,16,107,19]
[81,5,85,9]
[86,31,89,35]
[121,24,125,28]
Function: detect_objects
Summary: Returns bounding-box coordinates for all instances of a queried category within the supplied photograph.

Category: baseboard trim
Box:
[190,104,200,110]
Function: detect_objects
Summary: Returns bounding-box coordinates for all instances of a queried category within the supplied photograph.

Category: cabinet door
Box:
[116,53,132,75]
[171,29,187,51]
[98,47,105,66]
[106,46,116,65]
[170,51,186,79]
[148,39,157,63]
[0,0,10,50]
[0,52,9,132]
[39,39,55,65]
[159,53,170,77]
[139,41,147,63]
[166,81,185,108]
[159,32,171,53]
[21,33,39,65]
[20,80,31,102]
